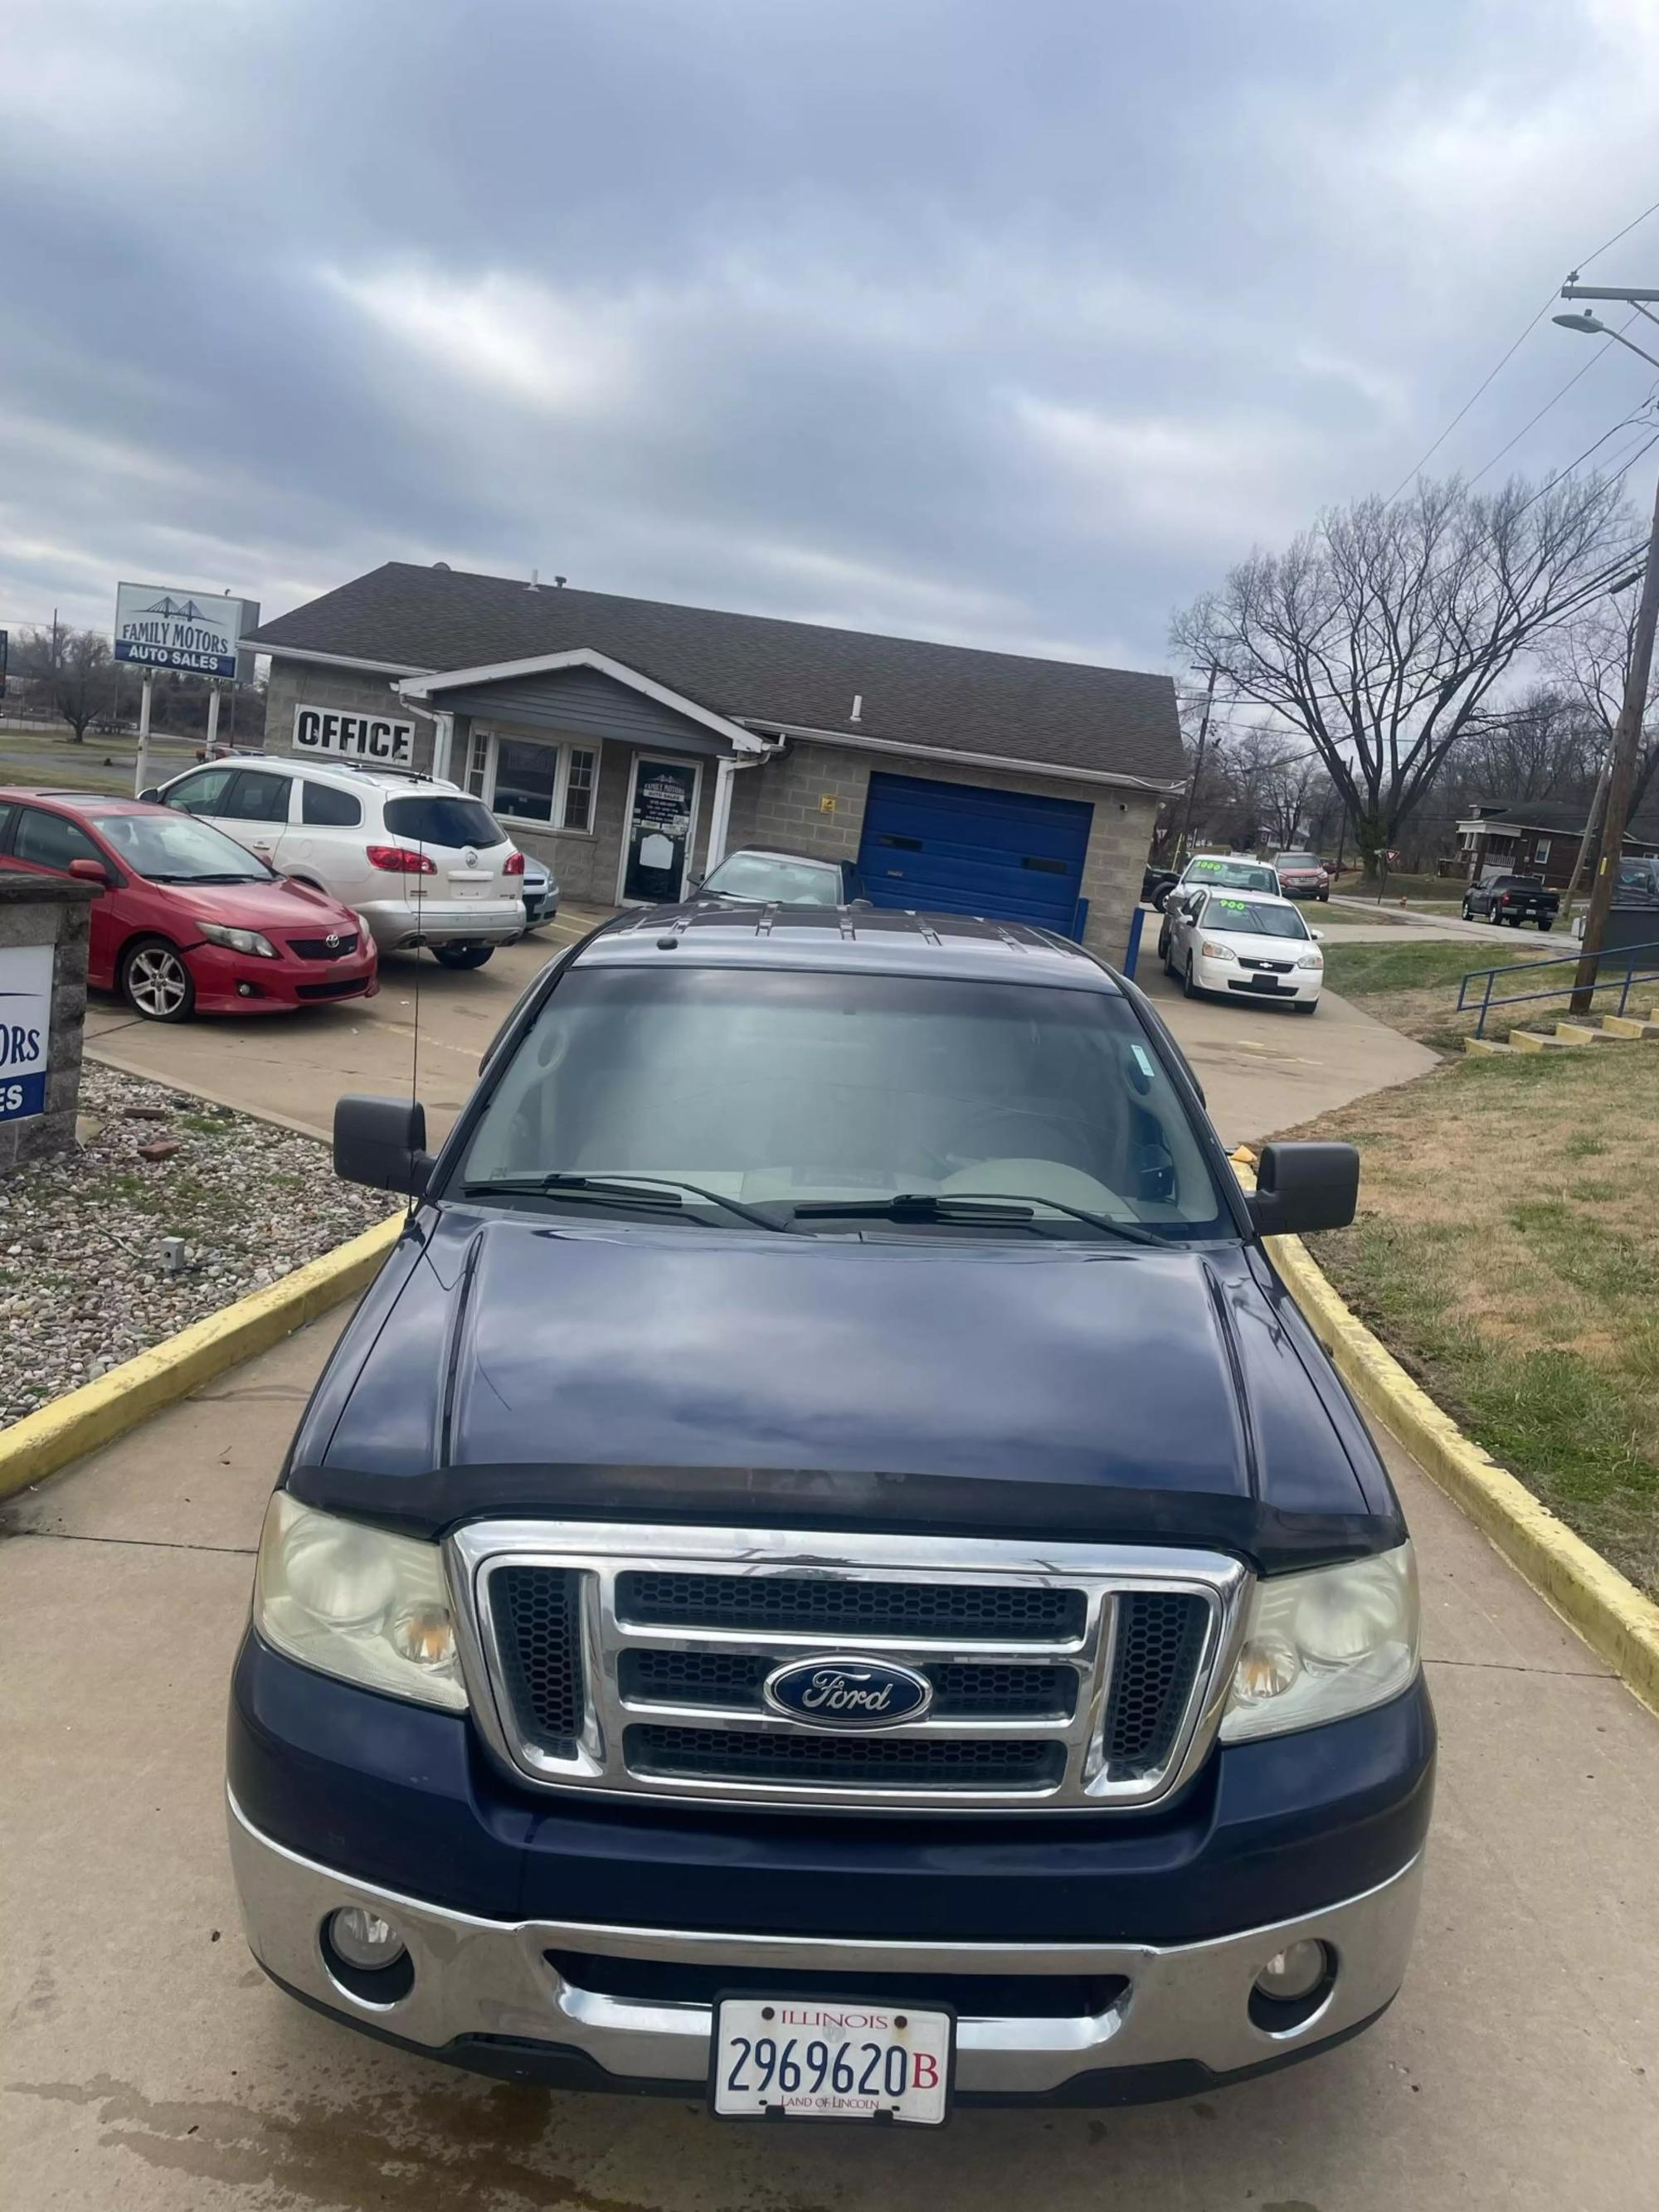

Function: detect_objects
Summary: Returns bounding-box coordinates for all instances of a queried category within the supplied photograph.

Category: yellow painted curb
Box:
[1266,1227,1659,1720]
[0,1213,404,1505]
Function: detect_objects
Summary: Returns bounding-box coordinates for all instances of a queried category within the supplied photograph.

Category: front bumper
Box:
[1194,957,1321,1004]
[187,941,379,1014]
[227,1789,1423,2103]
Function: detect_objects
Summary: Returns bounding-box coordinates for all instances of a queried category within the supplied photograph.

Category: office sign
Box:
[0,943,52,1123]
[114,583,259,679]
[293,705,416,766]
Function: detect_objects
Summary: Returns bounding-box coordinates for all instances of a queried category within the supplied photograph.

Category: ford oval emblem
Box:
[762,1655,932,1731]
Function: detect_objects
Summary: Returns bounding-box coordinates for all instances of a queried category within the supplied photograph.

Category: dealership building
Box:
[244,564,1181,956]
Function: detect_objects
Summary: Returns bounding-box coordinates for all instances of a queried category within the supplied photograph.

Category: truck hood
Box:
[289,1208,1397,1566]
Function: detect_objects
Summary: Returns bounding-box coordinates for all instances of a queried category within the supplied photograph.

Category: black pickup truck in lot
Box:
[1462,875,1559,929]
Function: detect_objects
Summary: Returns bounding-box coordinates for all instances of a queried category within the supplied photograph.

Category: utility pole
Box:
[1570,466,1659,1013]
[1553,280,1659,1014]
[1560,750,1611,927]
[1175,665,1219,863]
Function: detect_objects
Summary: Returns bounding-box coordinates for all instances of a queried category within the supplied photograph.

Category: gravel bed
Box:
[0,1064,396,1427]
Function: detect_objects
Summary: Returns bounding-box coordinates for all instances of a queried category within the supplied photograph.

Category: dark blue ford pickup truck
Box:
[227,905,1433,2124]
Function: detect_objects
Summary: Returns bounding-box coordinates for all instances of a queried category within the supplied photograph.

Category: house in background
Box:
[1456,799,1659,890]
[243,564,1183,960]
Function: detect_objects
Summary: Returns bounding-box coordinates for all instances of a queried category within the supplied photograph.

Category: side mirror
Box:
[67,858,111,887]
[333,1094,433,1194]
[1311,928,1325,941]
[1248,1141,1359,1238]
[138,786,161,804]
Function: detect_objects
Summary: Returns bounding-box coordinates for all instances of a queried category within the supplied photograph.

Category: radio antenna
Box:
[406,818,426,1220]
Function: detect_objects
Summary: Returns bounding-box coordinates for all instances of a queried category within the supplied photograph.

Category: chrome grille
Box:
[449,1524,1248,1814]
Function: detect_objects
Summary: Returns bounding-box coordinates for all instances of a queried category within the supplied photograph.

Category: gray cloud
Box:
[5,0,1659,671]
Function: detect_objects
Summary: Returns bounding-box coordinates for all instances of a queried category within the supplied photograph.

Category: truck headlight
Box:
[1219,1542,1418,1743]
[253,1493,467,1711]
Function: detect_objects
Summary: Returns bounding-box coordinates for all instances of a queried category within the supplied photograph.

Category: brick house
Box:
[1455,800,1659,890]
[243,564,1182,960]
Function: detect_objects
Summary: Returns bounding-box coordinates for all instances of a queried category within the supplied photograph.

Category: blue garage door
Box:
[857,772,1093,936]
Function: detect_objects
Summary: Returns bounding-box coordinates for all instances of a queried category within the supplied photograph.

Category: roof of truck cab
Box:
[575,903,1122,991]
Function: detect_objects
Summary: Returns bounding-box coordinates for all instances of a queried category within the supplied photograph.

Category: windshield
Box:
[458,966,1231,1238]
[91,810,270,882]
[701,852,842,905]
[1184,858,1277,893]
[1199,897,1309,941]
[382,795,503,848]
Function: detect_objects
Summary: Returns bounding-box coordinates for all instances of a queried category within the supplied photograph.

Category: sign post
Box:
[114,583,258,795]
[136,673,155,796]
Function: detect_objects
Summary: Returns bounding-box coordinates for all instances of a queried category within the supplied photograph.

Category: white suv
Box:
[143,756,525,967]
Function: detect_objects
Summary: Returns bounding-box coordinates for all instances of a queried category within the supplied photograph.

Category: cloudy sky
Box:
[5,0,1659,673]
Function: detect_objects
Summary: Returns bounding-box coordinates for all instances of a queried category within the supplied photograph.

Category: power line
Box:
[1466,313,1639,485]
[1386,189,1659,503]
[1573,192,1659,274]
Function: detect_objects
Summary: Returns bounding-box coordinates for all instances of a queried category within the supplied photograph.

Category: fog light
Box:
[328,1907,406,1971]
[1255,1939,1327,2002]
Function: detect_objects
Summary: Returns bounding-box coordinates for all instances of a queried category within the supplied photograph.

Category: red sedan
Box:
[0,788,378,1020]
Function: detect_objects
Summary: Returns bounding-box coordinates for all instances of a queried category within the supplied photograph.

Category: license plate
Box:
[447,876,494,897]
[1248,975,1288,991]
[711,1998,952,2125]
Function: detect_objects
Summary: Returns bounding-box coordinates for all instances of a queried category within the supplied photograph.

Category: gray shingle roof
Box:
[246,563,1182,785]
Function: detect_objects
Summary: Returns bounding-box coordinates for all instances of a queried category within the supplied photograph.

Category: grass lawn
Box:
[1322,939,1575,1050]
[1288,1047,1659,1600]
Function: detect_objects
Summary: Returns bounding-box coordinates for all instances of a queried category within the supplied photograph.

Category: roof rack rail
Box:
[329,758,441,781]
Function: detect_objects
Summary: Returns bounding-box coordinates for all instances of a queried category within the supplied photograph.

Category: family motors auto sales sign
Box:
[114,583,258,679]
[0,943,52,1124]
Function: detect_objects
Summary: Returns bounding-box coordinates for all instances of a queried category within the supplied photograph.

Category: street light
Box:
[1551,309,1659,374]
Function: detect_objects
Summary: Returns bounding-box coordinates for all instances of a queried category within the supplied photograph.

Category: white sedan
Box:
[1157,886,1325,1013]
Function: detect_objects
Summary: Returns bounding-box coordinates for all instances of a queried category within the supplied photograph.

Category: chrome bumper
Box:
[227,1792,1422,2097]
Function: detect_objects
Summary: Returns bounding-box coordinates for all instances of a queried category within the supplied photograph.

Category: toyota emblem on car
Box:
[762,1656,933,1729]
[324,932,340,952]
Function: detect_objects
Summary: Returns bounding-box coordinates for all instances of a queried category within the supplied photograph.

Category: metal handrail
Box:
[1457,937,1659,1038]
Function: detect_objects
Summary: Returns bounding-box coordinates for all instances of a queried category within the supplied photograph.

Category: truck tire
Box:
[1538,918,1554,932]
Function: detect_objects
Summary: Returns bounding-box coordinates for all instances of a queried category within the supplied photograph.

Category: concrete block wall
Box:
[0,882,94,1174]
[724,739,1160,962]
[264,660,437,772]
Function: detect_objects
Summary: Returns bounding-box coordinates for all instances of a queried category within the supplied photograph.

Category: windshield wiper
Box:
[460,1171,791,1232]
[788,1192,1161,1244]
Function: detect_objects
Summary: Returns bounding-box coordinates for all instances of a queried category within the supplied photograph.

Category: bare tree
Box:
[1173,474,1635,878]
[1548,584,1659,815]
[15,625,114,743]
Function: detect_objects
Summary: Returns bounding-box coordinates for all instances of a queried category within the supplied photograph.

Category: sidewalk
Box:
[3,1314,1656,2210]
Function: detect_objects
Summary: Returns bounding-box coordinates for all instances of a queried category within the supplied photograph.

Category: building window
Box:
[1535,839,1551,863]
[562,747,596,832]
[469,732,601,833]
[494,737,560,824]
[465,730,490,799]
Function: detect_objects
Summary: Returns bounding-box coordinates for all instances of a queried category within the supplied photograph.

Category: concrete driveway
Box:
[4,1314,1657,2210]
[83,909,609,1145]
[1139,959,1438,1150]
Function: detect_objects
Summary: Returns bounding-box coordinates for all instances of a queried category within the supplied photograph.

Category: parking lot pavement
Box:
[3,1316,1657,2211]
[82,909,611,1144]
[1139,959,1439,1149]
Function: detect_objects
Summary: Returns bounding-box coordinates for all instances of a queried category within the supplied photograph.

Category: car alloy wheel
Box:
[122,940,194,1022]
